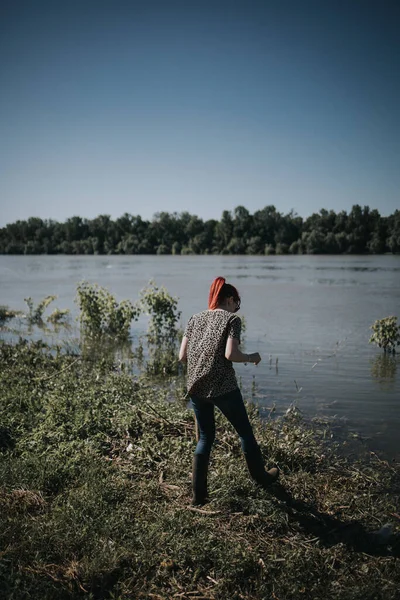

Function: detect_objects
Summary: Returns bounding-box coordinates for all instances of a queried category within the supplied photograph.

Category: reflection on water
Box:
[0,317,72,339]
[316,278,360,285]
[315,266,400,273]
[370,354,398,390]
[261,265,283,270]
[79,335,137,368]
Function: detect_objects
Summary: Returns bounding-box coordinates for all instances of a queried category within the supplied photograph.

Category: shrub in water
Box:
[0,305,22,323]
[369,316,400,354]
[24,295,58,324]
[76,281,140,338]
[139,280,182,376]
[47,308,70,324]
[140,280,181,343]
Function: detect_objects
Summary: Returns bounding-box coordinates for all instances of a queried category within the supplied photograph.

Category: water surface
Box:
[1,254,399,458]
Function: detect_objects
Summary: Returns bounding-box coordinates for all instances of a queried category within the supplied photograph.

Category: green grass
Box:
[0,340,399,599]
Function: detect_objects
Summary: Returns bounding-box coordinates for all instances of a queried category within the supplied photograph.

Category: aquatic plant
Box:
[139,280,181,343]
[24,295,58,324]
[138,281,182,376]
[47,308,71,324]
[0,305,22,323]
[369,316,400,354]
[76,281,140,338]
[1,300,70,336]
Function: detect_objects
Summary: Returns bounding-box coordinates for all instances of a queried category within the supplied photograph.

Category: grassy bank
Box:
[0,340,399,600]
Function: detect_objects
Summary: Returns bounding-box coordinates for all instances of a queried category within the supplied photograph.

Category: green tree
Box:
[232,206,252,248]
[118,234,141,254]
[1,206,399,256]
[253,205,281,249]
[386,210,400,253]
[226,237,246,254]
[246,236,264,254]
[302,230,327,254]
[214,210,233,253]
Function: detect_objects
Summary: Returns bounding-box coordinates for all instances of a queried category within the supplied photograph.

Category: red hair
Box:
[208,276,226,310]
[208,277,240,310]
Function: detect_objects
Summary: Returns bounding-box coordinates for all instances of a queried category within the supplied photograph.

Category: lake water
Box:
[1,254,399,459]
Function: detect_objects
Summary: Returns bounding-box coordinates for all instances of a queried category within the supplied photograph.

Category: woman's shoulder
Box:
[187,310,208,324]
[189,310,241,323]
[191,309,211,321]
[208,310,242,325]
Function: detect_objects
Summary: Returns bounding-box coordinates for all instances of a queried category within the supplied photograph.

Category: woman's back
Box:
[185,309,241,398]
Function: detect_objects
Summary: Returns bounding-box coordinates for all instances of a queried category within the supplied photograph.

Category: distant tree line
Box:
[1,205,399,255]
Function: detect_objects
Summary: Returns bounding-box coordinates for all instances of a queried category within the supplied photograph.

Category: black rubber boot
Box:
[244,445,280,488]
[192,454,209,506]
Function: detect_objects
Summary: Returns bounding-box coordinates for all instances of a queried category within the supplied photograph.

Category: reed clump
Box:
[0,340,399,600]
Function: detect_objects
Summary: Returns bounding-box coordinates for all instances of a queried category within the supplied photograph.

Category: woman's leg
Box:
[214,388,279,486]
[214,388,258,454]
[191,397,215,457]
[190,398,215,504]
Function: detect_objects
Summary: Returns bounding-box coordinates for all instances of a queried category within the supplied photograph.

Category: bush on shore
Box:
[0,340,399,600]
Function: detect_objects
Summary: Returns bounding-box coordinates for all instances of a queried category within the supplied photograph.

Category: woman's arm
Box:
[179,336,188,362]
[225,337,261,365]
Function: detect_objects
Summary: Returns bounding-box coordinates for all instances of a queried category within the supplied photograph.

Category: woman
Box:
[179,276,279,506]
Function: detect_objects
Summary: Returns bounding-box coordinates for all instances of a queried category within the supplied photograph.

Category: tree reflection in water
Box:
[370,353,397,390]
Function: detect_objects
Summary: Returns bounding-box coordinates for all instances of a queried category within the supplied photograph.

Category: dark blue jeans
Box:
[191,388,261,459]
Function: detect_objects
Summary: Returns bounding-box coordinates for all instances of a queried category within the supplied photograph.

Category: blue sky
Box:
[1,0,399,226]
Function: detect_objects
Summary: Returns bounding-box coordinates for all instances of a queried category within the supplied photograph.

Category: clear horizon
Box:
[1,0,399,227]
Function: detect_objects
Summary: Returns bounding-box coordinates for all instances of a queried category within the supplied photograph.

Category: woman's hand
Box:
[249,352,261,365]
[225,338,261,365]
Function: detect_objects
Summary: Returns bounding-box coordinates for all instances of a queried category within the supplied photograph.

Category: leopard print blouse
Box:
[184,309,242,398]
